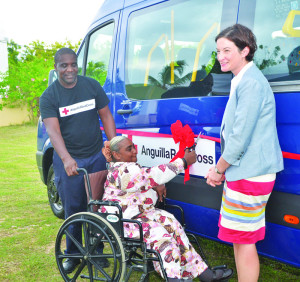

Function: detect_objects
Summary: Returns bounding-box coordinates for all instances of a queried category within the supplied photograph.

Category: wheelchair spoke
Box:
[92,260,113,281]
[86,261,95,282]
[88,230,106,254]
[72,260,87,281]
[82,218,89,247]
[63,226,86,255]
[92,253,115,260]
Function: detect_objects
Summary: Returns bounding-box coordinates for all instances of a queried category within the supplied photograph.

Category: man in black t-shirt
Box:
[39,48,116,273]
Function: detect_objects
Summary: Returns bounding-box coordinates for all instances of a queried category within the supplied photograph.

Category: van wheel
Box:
[47,165,64,219]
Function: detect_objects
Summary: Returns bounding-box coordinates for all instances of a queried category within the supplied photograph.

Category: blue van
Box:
[36,0,300,269]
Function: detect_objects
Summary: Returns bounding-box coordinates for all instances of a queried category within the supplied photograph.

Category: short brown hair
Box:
[215,24,257,61]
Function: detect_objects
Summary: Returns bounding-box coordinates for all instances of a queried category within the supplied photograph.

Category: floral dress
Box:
[101,159,208,279]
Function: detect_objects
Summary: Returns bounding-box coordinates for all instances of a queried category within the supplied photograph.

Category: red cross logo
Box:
[62,108,69,115]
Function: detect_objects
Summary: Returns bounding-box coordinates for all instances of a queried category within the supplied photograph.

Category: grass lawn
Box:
[0,124,299,281]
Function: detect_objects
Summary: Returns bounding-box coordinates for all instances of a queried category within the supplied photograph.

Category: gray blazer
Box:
[221,64,284,181]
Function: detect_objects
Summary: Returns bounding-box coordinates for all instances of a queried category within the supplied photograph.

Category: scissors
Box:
[187,131,202,151]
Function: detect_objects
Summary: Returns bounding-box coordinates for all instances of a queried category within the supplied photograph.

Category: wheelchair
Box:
[55,168,229,281]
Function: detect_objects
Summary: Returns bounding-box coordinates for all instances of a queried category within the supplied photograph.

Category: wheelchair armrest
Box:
[122,218,144,244]
[163,203,186,228]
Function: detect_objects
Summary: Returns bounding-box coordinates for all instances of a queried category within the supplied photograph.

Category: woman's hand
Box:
[205,166,225,187]
[102,140,112,162]
[153,185,167,202]
[184,149,197,166]
[205,157,230,187]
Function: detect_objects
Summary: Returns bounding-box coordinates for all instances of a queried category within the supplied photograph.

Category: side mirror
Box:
[48,70,57,86]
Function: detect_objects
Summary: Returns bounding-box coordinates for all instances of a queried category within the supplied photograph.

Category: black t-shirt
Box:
[39,75,109,158]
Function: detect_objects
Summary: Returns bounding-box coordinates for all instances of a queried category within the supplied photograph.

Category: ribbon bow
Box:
[170,120,195,183]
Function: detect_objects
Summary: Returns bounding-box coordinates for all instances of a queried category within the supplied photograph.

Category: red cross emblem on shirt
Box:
[62,108,69,115]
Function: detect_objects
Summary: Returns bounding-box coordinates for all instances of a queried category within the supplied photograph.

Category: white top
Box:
[229,61,254,98]
[222,61,254,140]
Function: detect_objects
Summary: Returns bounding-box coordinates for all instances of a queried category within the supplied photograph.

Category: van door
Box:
[115,0,238,173]
[78,11,121,128]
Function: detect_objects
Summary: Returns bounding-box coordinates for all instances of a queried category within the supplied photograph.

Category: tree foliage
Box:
[85,61,107,86]
[254,45,286,71]
[0,40,80,120]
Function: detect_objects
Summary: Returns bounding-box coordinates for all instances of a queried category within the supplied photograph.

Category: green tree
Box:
[0,39,80,120]
[86,61,107,86]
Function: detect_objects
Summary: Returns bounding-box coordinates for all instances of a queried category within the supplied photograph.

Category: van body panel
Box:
[37,0,300,268]
[107,0,300,268]
[167,198,300,267]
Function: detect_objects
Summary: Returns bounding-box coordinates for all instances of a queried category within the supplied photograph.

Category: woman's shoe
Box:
[168,279,193,282]
[212,268,233,281]
[199,267,233,282]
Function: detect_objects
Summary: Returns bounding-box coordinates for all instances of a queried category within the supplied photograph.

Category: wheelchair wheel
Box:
[55,212,126,281]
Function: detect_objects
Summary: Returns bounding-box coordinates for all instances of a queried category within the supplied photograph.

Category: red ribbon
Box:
[170,120,195,183]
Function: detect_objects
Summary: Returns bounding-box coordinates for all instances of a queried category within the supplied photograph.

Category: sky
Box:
[0,0,105,46]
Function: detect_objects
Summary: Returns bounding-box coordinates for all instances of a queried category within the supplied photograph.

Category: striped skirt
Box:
[218,174,276,244]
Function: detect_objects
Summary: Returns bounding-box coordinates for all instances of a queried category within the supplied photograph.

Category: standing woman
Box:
[205,24,284,281]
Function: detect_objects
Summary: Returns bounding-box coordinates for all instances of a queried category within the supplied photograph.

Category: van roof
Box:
[88,0,124,31]
[88,0,150,32]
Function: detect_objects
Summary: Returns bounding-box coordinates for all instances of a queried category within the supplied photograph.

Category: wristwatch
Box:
[214,166,223,175]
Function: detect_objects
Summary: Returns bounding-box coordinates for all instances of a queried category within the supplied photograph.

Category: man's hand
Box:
[63,156,78,176]
[153,185,167,202]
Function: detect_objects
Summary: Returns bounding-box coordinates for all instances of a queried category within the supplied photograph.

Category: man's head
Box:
[54,48,78,88]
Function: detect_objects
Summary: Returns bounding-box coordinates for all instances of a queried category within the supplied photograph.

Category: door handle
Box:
[117,109,133,115]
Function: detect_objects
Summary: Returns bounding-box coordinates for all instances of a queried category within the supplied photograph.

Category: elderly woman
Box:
[102,136,232,282]
[206,24,284,281]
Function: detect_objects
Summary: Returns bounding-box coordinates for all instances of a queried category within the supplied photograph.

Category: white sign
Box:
[129,135,215,177]
[59,99,95,117]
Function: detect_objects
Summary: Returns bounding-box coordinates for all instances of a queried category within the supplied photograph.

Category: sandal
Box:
[212,268,233,281]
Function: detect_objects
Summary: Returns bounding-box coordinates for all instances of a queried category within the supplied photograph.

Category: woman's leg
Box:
[138,208,207,279]
[233,243,259,282]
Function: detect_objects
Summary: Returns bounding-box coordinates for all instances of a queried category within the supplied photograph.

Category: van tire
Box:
[47,165,64,219]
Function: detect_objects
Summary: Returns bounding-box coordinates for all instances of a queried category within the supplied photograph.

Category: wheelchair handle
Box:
[77,167,88,174]
[76,168,92,199]
[76,167,89,179]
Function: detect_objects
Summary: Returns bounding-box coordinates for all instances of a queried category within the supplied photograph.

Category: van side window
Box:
[125,0,228,100]
[251,0,300,87]
[77,42,86,76]
[86,23,114,86]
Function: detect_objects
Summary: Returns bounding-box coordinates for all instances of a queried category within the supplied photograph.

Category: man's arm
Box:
[43,117,78,176]
[98,105,116,140]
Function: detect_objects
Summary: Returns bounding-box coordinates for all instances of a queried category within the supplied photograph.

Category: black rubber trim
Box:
[266,190,300,230]
[166,175,300,230]
[165,176,224,210]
